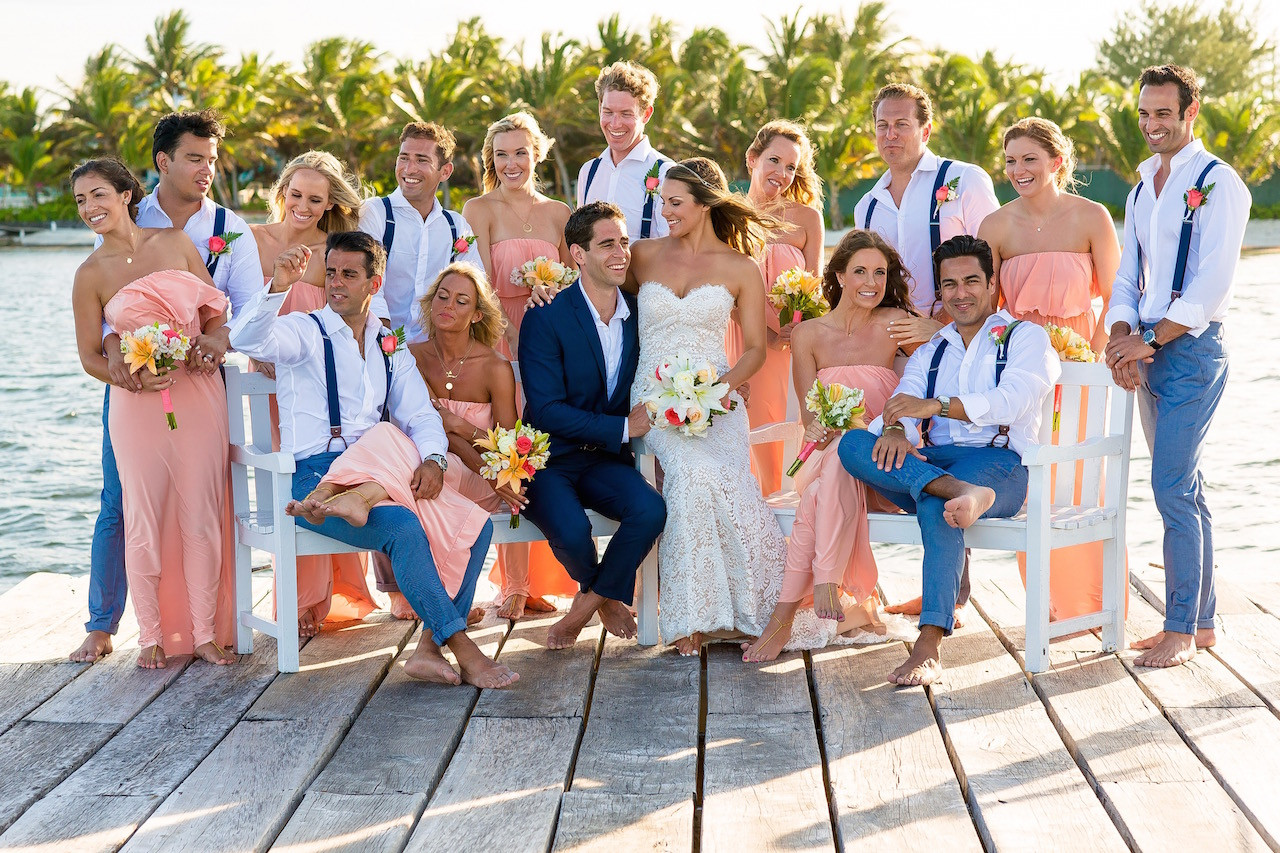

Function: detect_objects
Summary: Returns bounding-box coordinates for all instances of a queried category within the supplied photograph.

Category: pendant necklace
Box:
[434,337,475,394]
[501,187,536,234]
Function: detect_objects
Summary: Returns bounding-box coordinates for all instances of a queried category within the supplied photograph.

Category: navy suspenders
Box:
[205,206,228,275]
[381,197,461,256]
[306,313,393,452]
[863,197,878,229]
[861,160,953,291]
[583,157,602,200]
[1130,159,1220,301]
[920,320,1021,448]
[582,156,665,238]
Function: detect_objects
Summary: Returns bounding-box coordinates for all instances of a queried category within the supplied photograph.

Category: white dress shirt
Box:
[853,149,1000,312]
[1104,138,1251,336]
[868,310,1061,456]
[575,136,671,242]
[357,189,481,344]
[228,285,447,461]
[578,282,632,443]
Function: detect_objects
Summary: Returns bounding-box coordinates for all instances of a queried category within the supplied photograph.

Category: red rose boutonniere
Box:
[208,231,242,258]
[451,235,477,260]
[380,325,407,356]
[934,177,960,208]
[1184,183,1215,211]
[988,323,1009,344]
[643,161,662,198]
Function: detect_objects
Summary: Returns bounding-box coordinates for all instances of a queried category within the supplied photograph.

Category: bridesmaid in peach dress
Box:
[250,151,376,636]
[734,120,825,495]
[462,111,577,617]
[979,117,1124,621]
[71,158,236,669]
[743,230,920,661]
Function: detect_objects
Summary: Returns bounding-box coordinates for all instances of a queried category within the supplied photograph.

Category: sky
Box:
[4,0,1278,95]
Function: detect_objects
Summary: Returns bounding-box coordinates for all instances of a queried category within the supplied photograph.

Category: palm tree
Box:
[0,86,61,202]
[284,39,391,178]
[128,10,222,109]
[504,34,595,198]
[54,47,150,171]
[1198,92,1280,184]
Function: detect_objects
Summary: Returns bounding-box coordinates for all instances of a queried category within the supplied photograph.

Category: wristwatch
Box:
[1141,328,1163,351]
[424,453,448,472]
[936,395,952,418]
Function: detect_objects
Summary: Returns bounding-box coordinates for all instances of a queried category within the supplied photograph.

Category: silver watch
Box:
[424,453,448,472]
[937,395,952,418]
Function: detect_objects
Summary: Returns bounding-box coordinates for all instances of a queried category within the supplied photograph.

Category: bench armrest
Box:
[230,445,297,474]
[1021,435,1126,467]
[750,421,803,444]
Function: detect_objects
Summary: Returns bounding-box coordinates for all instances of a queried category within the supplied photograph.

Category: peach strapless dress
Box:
[104,270,235,654]
[258,276,376,626]
[437,399,577,603]
[1001,251,1128,622]
[317,422,490,598]
[491,238,560,360]
[728,241,804,496]
[781,365,901,649]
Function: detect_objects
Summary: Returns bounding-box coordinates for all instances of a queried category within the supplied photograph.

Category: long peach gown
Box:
[317,422,491,597]
[780,365,900,650]
[728,241,804,496]
[263,276,376,625]
[104,270,235,654]
[484,239,579,602]
[1001,251,1128,621]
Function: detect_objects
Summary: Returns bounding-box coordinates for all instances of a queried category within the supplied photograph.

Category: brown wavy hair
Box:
[71,157,145,222]
[746,120,823,209]
[419,262,506,348]
[823,229,918,314]
[665,157,781,257]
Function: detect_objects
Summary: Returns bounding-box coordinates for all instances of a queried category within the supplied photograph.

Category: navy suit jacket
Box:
[518,284,640,463]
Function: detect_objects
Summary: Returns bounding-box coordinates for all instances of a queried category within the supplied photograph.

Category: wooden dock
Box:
[2,548,1279,853]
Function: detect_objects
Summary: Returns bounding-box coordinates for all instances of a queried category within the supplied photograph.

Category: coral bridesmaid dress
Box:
[104,270,236,654]
[490,238,560,361]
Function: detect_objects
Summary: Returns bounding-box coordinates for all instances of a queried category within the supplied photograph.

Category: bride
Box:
[626,157,787,656]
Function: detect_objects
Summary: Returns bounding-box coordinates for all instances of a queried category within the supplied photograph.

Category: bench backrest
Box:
[1035,362,1134,510]
[225,365,284,517]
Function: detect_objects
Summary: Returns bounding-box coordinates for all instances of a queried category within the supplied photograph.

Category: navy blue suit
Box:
[518,285,665,604]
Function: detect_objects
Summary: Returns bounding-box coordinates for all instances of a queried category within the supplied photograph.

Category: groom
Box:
[518,201,666,649]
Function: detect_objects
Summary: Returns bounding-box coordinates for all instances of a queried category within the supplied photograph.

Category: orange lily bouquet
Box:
[119,322,191,430]
[1044,324,1097,433]
[474,421,551,527]
[510,256,580,292]
[787,380,866,477]
[769,266,829,327]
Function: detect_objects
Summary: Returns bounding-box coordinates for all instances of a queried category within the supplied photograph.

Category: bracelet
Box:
[471,426,481,441]
[883,423,906,434]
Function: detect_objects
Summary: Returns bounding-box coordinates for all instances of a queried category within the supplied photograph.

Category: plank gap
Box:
[546,627,606,852]
[693,644,708,853]
[803,650,843,851]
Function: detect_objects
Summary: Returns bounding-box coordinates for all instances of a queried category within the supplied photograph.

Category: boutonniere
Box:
[451,235,476,259]
[1184,183,1215,211]
[379,325,407,357]
[643,161,662,198]
[934,177,960,207]
[988,323,1010,344]
[208,232,242,258]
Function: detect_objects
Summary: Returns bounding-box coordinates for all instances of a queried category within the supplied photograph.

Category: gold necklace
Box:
[434,337,476,394]
[500,187,536,234]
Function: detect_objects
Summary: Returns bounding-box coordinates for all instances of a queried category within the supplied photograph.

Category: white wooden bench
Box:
[225,365,641,672]
[633,362,1134,673]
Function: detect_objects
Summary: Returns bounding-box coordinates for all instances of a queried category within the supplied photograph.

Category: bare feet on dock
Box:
[449,634,519,688]
[890,628,944,686]
[884,597,965,629]
[137,644,166,669]
[467,607,485,626]
[813,583,844,621]
[70,630,113,663]
[673,633,704,657]
[599,599,637,639]
[388,591,417,620]
[546,592,597,649]
[497,593,528,620]
[299,609,320,639]
[742,611,795,663]
[943,485,996,529]
[404,637,462,685]
[195,642,237,665]
[320,485,381,528]
[1131,631,1197,668]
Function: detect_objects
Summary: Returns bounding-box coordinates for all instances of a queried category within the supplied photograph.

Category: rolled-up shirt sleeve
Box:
[227,287,300,364]
[1105,190,1142,333]
[388,352,448,459]
[1163,173,1251,334]
[957,327,1059,430]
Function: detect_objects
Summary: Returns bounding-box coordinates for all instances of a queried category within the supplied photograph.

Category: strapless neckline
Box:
[104,269,205,312]
[639,281,732,301]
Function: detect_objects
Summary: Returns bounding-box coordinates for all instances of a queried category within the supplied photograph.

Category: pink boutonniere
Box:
[451,235,476,259]
[208,231,242,257]
[643,161,662,198]
[1184,183,1215,210]
[934,177,960,207]
[379,325,407,357]
[987,323,1009,344]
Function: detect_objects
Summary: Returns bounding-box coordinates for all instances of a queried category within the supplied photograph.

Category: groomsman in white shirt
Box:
[1104,65,1250,669]
[358,121,482,617]
[576,61,672,242]
[72,109,262,664]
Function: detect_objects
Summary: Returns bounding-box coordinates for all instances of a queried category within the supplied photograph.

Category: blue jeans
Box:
[291,452,492,643]
[838,430,1028,633]
[86,385,127,634]
[1138,322,1228,635]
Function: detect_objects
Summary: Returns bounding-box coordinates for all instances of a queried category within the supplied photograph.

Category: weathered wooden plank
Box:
[471,614,601,719]
[553,792,693,853]
[0,573,91,659]
[706,644,811,715]
[811,642,981,852]
[0,662,84,735]
[0,721,117,834]
[269,791,424,853]
[0,793,160,853]
[402,716,581,853]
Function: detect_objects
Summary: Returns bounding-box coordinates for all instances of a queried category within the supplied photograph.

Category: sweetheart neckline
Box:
[639,281,732,300]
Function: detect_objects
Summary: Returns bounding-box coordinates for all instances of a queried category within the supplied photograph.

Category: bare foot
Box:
[1196,627,1216,649]
[388,591,417,620]
[599,599,637,640]
[546,591,602,650]
[298,609,320,639]
[285,487,334,525]
[889,626,943,686]
[320,486,378,528]
[1132,631,1196,668]
[942,485,996,529]
[137,644,166,669]
[813,583,844,621]
[70,630,113,663]
[742,615,793,662]
[449,633,519,688]
[673,633,704,657]
[497,593,528,620]
[884,596,965,627]
[194,642,237,665]
[467,607,485,626]
[524,596,557,613]
[404,637,462,685]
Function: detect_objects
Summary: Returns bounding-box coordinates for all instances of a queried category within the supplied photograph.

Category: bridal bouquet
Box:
[786,380,866,477]
[119,322,192,430]
[510,256,580,292]
[643,353,733,438]
[474,421,551,527]
[768,266,829,327]
[1044,324,1097,433]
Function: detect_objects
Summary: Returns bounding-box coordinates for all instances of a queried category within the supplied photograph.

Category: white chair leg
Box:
[1100,535,1125,653]
[276,548,300,673]
[638,546,659,646]
[1024,539,1051,674]
[234,537,254,655]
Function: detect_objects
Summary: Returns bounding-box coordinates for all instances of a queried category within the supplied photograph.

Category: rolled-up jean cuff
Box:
[1196,617,1216,631]
[432,616,468,645]
[919,609,955,636]
[1162,617,1198,636]
[84,617,120,635]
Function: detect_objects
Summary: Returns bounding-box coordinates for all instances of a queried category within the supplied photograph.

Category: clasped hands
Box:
[1103,325,1154,392]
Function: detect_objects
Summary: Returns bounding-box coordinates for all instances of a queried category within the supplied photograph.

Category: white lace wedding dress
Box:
[631,281,787,643]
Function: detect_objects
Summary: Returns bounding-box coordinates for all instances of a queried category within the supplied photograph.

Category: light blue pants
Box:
[86,385,128,634]
[1138,322,1228,635]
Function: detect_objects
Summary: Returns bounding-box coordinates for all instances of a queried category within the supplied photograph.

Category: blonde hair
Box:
[665,157,782,258]
[269,151,363,233]
[419,263,506,348]
[746,119,823,210]
[1003,117,1078,191]
[595,61,659,112]
[481,112,553,193]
